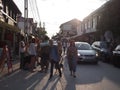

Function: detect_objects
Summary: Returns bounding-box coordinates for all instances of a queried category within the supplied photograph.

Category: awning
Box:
[0,20,20,33]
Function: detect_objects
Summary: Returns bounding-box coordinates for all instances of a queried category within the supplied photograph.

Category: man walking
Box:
[40,35,50,73]
[49,40,62,80]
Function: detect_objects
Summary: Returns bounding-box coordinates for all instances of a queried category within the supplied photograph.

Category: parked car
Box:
[111,44,120,67]
[91,41,110,62]
[75,42,98,64]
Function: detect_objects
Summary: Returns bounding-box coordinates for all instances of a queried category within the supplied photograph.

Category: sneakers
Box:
[70,71,76,78]
[73,74,76,78]
[49,76,52,80]
[73,72,76,78]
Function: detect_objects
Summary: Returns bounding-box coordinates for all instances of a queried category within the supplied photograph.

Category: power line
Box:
[29,0,36,20]
[29,0,41,23]
[34,0,41,22]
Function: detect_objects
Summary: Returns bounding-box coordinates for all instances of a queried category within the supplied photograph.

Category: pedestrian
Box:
[29,38,37,71]
[49,40,62,80]
[55,41,63,72]
[62,41,67,54]
[39,35,50,73]
[19,40,26,69]
[66,40,78,78]
[0,43,13,73]
[57,41,62,57]
[23,42,31,70]
[36,39,41,66]
[5,44,13,73]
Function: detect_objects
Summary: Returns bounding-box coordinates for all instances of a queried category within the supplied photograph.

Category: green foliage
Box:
[37,28,47,38]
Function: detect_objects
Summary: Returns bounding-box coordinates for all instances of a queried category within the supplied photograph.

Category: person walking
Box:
[40,36,50,73]
[19,40,26,69]
[5,44,13,73]
[0,43,13,73]
[67,40,78,78]
[49,40,62,80]
[62,41,67,54]
[29,38,37,71]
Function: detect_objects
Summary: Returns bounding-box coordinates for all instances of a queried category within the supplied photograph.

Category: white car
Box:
[75,42,98,64]
[91,41,110,62]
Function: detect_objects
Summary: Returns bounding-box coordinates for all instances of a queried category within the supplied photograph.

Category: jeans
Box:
[50,59,61,77]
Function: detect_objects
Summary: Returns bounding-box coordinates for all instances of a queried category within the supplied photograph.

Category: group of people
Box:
[19,36,78,79]
[19,38,37,71]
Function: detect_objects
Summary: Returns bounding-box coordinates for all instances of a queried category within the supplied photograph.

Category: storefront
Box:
[0,21,21,55]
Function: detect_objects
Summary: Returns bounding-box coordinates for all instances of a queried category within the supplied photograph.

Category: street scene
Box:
[0,0,120,90]
[0,55,120,90]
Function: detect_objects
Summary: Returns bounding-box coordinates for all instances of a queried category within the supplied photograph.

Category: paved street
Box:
[0,56,120,90]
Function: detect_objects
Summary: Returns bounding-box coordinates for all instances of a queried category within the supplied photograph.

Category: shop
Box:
[0,21,21,55]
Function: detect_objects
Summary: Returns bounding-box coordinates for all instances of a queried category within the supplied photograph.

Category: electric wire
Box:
[34,0,41,22]
[29,0,36,20]
[29,0,41,24]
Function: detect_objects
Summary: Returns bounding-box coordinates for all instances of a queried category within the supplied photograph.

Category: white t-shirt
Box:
[19,41,25,53]
[29,43,37,56]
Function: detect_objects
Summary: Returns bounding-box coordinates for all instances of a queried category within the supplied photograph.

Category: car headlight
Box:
[96,52,99,57]
[78,53,81,56]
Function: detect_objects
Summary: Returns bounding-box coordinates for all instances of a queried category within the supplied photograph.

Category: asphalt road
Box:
[0,56,120,90]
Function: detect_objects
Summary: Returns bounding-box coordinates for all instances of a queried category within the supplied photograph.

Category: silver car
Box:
[75,42,98,64]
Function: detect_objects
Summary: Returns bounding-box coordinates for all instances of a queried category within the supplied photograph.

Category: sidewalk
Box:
[0,59,20,78]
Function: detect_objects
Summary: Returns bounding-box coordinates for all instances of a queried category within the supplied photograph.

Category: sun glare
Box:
[13,0,106,37]
[37,0,106,37]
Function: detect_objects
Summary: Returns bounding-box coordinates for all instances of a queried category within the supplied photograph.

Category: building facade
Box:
[0,0,21,54]
[60,1,110,43]
[59,19,81,40]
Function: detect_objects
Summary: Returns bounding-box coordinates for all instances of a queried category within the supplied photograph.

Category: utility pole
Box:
[24,0,28,42]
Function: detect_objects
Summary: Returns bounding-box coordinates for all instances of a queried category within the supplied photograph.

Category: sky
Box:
[13,0,106,38]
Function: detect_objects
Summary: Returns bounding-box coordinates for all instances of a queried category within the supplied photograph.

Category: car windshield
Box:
[77,44,92,50]
[115,45,120,51]
[75,43,81,48]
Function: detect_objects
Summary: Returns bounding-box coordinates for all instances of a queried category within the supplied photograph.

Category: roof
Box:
[60,18,81,28]
[6,0,22,14]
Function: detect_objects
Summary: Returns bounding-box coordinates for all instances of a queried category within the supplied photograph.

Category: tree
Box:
[36,27,47,38]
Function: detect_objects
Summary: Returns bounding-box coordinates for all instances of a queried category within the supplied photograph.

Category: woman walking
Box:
[29,38,37,71]
[67,40,78,78]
